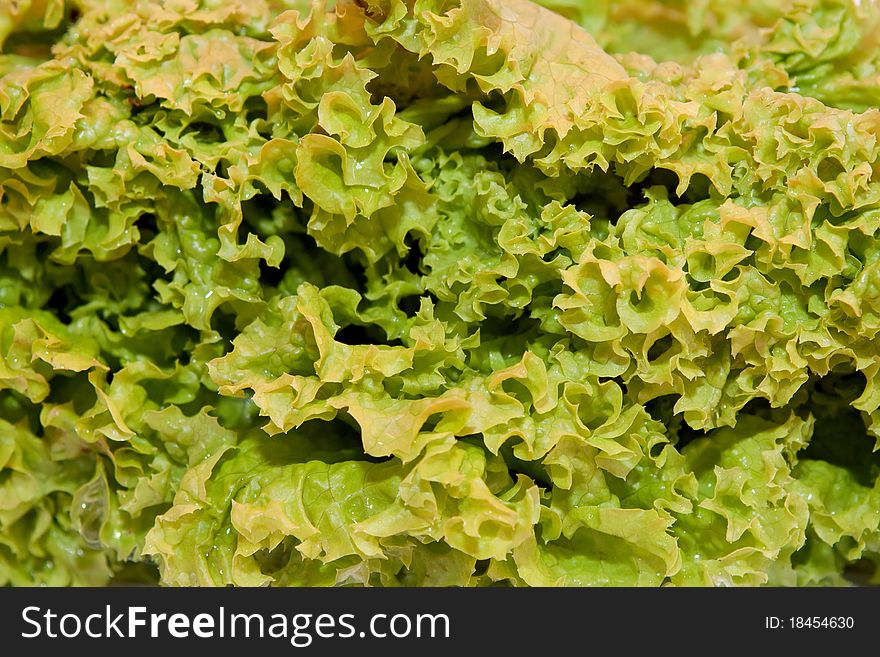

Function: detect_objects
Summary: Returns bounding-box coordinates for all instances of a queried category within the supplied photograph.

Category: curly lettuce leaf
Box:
[2,0,880,588]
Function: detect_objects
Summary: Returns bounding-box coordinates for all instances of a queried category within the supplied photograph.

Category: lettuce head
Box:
[2,0,880,586]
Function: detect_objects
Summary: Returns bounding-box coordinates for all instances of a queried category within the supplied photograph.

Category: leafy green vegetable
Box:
[2,0,880,586]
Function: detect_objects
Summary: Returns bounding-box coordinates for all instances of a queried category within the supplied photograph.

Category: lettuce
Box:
[1,0,880,586]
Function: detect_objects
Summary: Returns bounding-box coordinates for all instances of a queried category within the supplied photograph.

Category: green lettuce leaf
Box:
[2,0,880,587]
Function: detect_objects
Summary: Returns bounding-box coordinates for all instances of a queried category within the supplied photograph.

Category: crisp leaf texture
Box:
[1,0,880,586]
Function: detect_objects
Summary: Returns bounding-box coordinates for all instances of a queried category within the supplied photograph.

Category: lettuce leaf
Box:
[2,0,880,586]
